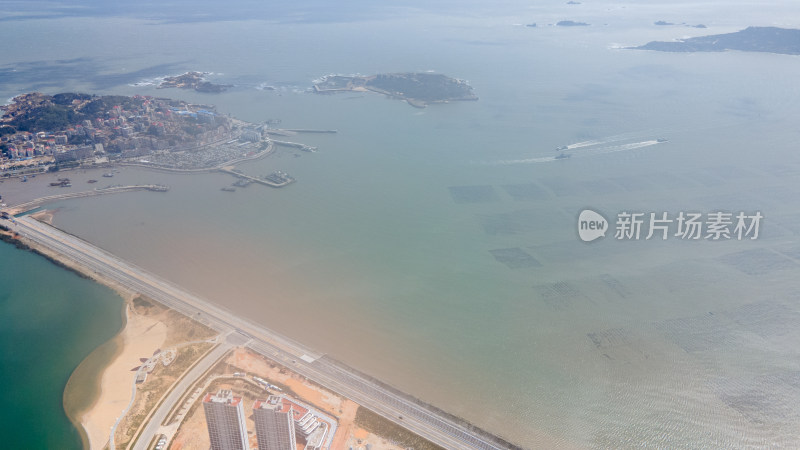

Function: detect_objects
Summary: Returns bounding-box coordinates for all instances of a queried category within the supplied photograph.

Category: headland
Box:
[631,26,800,55]
[0,92,323,199]
[0,92,266,173]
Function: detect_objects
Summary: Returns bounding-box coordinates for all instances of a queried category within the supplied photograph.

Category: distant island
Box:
[632,26,800,54]
[313,73,477,108]
[655,21,707,28]
[557,20,589,27]
[158,71,232,93]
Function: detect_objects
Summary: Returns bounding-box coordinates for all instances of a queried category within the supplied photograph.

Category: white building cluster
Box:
[203,389,337,450]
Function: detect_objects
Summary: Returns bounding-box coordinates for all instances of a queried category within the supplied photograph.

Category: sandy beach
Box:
[4,221,168,450]
[81,303,167,449]
[29,209,54,224]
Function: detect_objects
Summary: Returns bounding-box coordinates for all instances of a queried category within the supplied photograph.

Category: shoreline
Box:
[83,300,168,449]
[63,300,128,450]
[1,218,154,450]
[0,216,529,449]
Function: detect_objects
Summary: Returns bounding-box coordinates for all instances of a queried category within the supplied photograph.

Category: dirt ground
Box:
[171,348,405,450]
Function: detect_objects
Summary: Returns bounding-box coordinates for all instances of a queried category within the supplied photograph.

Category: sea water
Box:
[2,1,800,447]
[0,242,122,449]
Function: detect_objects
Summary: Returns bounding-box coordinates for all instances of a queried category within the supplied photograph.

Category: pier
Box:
[263,129,336,138]
[218,167,295,188]
[282,129,338,134]
[4,185,169,215]
[264,129,297,137]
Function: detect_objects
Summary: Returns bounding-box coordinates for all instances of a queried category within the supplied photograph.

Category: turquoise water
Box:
[0,241,123,450]
[3,1,800,447]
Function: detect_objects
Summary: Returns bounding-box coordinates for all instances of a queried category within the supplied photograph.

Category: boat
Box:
[555,145,568,151]
[657,138,668,143]
[221,186,236,192]
[87,179,98,183]
[554,153,572,160]
[103,172,114,177]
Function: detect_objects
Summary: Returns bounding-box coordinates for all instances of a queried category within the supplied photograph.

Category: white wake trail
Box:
[582,140,660,156]
[489,156,560,165]
[482,140,664,165]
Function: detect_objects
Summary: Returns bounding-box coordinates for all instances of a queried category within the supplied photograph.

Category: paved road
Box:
[1,215,514,450]
[131,338,237,450]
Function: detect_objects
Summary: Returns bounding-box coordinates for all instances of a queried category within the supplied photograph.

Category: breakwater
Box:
[4,185,169,215]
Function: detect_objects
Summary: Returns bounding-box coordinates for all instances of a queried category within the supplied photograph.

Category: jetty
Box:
[218,167,295,188]
[281,129,338,134]
[4,185,169,215]
[271,140,318,152]
[264,129,297,137]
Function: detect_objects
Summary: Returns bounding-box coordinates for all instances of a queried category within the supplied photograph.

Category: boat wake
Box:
[485,140,664,165]
[562,128,668,149]
[582,139,661,156]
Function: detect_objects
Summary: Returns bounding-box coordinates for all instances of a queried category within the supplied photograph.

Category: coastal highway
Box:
[1,215,515,450]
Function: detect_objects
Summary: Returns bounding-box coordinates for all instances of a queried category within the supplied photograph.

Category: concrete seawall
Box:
[4,185,169,215]
[282,129,338,134]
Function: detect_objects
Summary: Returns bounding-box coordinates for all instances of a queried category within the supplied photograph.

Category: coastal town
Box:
[0,92,323,202]
[0,92,267,173]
